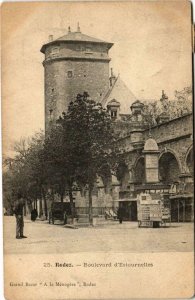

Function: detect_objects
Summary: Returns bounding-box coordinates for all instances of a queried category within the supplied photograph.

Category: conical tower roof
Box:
[41,26,113,53]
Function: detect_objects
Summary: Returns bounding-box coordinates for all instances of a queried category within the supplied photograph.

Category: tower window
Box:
[85,47,93,54]
[51,88,54,92]
[67,71,73,78]
[111,111,117,118]
[51,47,59,56]
[49,109,53,119]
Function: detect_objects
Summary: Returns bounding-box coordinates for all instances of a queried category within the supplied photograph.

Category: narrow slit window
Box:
[51,47,59,56]
[67,71,73,78]
[85,47,93,54]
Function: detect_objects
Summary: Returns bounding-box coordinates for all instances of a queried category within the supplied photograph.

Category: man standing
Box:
[14,193,27,239]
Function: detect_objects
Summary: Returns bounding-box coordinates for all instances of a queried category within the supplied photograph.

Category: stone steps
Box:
[75,215,116,227]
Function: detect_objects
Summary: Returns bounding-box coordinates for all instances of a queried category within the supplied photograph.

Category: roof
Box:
[130,100,144,110]
[41,30,113,53]
[56,31,111,44]
[107,99,121,108]
[102,76,137,113]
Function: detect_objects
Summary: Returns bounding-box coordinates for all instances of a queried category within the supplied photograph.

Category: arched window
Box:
[159,152,180,184]
[186,148,194,177]
[134,157,145,184]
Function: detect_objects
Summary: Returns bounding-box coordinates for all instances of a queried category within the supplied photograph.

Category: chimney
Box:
[160,90,168,101]
[76,22,81,33]
[48,35,53,42]
[109,68,116,87]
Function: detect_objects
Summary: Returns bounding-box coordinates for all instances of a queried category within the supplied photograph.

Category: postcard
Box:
[2,1,194,299]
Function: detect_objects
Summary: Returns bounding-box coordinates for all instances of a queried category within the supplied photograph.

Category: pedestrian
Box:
[117,206,125,224]
[13,193,27,239]
[31,208,38,222]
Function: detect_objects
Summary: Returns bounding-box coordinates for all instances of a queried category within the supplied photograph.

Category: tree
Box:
[142,101,161,126]
[3,132,46,216]
[174,86,192,116]
[61,92,119,224]
[143,86,192,126]
[24,132,47,217]
[42,124,77,221]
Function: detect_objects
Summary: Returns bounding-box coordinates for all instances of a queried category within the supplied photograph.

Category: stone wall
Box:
[116,114,193,186]
[45,59,110,131]
[44,43,110,62]
[43,42,111,131]
[144,113,192,145]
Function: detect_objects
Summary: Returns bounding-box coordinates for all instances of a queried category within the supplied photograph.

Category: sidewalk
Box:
[3,216,194,254]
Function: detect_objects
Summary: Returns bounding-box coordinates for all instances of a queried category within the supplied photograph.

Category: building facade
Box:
[41,28,194,222]
[41,25,113,132]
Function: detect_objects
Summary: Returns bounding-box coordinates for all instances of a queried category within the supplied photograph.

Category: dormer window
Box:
[111,111,117,118]
[130,100,144,115]
[134,108,141,114]
[107,99,120,119]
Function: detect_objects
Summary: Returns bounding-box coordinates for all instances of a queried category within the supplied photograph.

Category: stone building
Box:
[41,24,113,132]
[41,27,194,222]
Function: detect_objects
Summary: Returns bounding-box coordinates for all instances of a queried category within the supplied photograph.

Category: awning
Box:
[114,198,137,202]
[169,194,193,199]
[134,184,170,190]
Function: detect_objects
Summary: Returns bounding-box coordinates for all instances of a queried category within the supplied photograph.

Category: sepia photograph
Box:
[2,1,194,299]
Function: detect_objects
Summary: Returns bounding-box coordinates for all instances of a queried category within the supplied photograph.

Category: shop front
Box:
[170,195,194,222]
[118,199,137,221]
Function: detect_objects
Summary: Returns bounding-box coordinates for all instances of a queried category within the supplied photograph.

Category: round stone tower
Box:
[40,25,113,132]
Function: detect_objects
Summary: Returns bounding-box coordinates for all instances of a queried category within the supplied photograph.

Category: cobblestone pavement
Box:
[3,216,194,254]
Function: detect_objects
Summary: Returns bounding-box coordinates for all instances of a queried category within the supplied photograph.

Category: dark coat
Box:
[117,206,125,219]
[31,209,38,221]
[13,200,24,216]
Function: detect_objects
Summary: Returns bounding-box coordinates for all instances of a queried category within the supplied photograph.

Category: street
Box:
[4,216,193,254]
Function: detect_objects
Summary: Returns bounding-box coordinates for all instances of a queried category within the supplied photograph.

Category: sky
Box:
[2,1,192,154]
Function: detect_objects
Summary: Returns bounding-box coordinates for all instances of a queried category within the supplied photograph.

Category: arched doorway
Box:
[186,147,194,177]
[134,157,145,184]
[184,147,194,221]
[159,151,180,184]
[116,162,137,221]
[116,162,130,190]
[159,151,181,222]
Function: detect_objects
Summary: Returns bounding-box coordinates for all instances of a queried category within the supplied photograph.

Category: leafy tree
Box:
[24,132,47,217]
[142,101,160,126]
[143,86,192,126]
[42,124,77,220]
[173,86,192,116]
[61,92,119,224]
[3,132,46,216]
